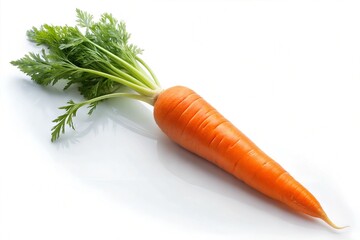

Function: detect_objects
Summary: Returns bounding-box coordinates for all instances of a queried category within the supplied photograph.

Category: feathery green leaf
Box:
[11,9,161,141]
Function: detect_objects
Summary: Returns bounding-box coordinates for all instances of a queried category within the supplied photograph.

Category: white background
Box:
[1,0,359,239]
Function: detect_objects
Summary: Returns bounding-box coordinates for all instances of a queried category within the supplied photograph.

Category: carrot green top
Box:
[11,9,162,141]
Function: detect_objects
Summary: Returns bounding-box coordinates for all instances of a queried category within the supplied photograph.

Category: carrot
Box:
[11,9,345,229]
[154,86,343,229]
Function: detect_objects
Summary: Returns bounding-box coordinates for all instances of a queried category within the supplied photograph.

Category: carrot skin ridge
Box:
[153,85,341,228]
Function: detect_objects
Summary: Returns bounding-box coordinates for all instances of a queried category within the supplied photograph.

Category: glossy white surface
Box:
[1,0,359,239]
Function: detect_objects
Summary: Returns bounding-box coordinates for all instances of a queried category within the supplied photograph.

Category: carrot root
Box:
[321,214,348,229]
[154,86,346,229]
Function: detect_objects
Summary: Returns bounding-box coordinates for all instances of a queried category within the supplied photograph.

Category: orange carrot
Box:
[12,10,345,229]
[154,86,343,229]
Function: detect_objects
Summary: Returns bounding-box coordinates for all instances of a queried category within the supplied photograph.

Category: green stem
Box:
[136,56,160,87]
[79,67,160,97]
[85,39,159,90]
[104,62,148,88]
[79,92,155,106]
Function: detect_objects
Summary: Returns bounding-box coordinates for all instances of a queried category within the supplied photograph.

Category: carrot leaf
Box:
[11,9,162,141]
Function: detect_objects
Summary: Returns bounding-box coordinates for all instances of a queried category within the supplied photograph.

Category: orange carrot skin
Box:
[154,86,327,219]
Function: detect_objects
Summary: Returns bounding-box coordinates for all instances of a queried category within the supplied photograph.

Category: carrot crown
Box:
[11,9,162,141]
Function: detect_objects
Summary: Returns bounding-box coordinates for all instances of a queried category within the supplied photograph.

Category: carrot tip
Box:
[321,214,348,230]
